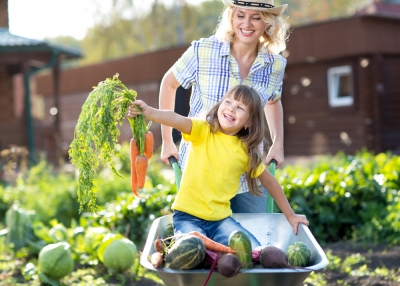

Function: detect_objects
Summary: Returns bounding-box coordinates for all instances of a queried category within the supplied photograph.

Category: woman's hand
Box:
[160,141,179,165]
[287,214,309,235]
[265,142,284,168]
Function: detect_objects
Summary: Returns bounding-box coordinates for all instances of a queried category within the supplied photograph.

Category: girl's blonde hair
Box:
[215,7,289,55]
[206,85,269,196]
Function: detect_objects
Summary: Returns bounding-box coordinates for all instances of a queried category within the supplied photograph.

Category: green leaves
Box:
[69,74,139,213]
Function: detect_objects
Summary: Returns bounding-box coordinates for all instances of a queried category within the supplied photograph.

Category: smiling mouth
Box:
[223,114,235,122]
[241,29,254,35]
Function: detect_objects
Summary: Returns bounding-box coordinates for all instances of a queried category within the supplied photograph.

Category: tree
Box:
[45,0,373,66]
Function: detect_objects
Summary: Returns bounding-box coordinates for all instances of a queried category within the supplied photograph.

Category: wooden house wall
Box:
[379,55,400,152]
[282,59,366,156]
[0,68,27,151]
[286,15,400,65]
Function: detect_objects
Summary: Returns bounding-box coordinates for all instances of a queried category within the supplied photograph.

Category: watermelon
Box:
[164,235,206,269]
[286,242,311,267]
[228,230,253,269]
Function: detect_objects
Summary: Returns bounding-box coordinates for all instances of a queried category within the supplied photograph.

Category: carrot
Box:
[136,154,148,189]
[188,231,236,254]
[154,232,165,252]
[144,131,154,159]
[130,138,140,197]
[150,252,164,268]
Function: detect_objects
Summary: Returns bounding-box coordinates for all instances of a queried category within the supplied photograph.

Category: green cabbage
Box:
[38,242,74,280]
[5,204,34,250]
[98,236,138,273]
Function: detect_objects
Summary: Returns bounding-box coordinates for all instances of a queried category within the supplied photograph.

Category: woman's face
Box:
[231,8,266,46]
[217,95,250,136]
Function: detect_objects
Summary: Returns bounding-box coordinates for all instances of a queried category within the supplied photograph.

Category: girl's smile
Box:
[217,96,250,136]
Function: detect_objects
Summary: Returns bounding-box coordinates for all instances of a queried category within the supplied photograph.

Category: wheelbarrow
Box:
[140,158,329,286]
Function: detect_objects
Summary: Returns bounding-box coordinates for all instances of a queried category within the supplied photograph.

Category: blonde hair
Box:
[206,85,269,196]
[214,7,289,54]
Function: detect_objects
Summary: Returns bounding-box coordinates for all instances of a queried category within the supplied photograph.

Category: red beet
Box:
[259,246,290,268]
[218,253,241,278]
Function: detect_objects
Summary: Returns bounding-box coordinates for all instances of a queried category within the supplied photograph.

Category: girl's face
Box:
[232,8,266,46]
[217,95,250,136]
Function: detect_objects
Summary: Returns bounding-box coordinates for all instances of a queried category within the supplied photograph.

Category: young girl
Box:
[128,85,308,248]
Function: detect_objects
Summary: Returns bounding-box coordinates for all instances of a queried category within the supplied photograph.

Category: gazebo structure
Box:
[0,27,82,163]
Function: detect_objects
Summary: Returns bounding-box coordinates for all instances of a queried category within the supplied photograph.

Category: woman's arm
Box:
[131,100,192,135]
[258,169,309,234]
[264,100,284,168]
[159,69,182,163]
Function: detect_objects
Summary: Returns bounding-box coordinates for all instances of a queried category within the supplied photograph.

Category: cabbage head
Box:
[5,204,34,250]
[38,242,74,280]
[98,235,138,273]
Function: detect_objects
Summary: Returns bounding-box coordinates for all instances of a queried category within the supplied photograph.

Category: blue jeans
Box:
[172,210,261,249]
[230,185,268,213]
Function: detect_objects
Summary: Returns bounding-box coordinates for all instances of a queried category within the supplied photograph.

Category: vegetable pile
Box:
[69,74,153,212]
[149,230,317,285]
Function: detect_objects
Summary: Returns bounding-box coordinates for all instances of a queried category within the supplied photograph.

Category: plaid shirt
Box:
[172,35,286,194]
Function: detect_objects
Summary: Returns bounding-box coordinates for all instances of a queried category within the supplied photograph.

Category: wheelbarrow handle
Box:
[168,156,182,190]
[267,159,277,213]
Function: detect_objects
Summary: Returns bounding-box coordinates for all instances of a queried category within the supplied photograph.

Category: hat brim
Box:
[222,0,287,16]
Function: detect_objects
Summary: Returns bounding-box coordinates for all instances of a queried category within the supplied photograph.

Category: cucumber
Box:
[228,230,253,269]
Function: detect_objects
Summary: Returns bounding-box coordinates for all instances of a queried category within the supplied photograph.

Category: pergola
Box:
[0,28,82,161]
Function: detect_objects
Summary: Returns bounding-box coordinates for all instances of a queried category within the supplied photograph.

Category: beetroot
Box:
[259,246,290,268]
[218,253,241,278]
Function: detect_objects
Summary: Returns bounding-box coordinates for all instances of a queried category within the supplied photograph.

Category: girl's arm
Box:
[257,170,309,234]
[129,100,192,135]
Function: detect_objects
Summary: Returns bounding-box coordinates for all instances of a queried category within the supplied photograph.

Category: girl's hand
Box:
[287,214,309,235]
[127,100,148,118]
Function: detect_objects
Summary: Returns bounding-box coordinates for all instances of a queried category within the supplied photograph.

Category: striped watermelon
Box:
[286,242,311,267]
[228,230,253,269]
[164,235,205,269]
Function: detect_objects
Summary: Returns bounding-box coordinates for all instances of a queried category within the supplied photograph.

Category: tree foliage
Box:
[46,0,372,66]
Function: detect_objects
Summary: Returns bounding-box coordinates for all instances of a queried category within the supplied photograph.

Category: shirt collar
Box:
[221,42,272,65]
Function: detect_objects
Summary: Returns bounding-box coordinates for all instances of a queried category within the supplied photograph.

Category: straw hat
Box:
[221,0,288,16]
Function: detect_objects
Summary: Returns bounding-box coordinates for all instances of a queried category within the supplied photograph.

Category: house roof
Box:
[0,27,82,59]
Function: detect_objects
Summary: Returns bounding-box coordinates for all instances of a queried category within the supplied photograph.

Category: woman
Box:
[159,0,289,213]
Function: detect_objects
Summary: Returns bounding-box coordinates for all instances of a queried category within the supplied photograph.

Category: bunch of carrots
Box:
[69,74,154,212]
[128,117,154,196]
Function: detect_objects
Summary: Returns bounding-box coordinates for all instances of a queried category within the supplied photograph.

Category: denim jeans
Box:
[230,185,268,213]
[172,210,261,249]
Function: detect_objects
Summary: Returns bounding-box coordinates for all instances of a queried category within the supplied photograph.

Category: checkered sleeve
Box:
[171,42,198,89]
[269,55,287,102]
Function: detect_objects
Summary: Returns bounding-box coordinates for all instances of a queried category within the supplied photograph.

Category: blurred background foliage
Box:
[0,144,399,283]
[1,146,399,248]
[48,0,370,67]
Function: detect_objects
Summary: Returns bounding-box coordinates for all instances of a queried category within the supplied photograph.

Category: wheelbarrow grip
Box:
[267,159,277,213]
[168,156,182,190]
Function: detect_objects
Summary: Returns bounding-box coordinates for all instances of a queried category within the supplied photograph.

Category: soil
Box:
[321,242,400,286]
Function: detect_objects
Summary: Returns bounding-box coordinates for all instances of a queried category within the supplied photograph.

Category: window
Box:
[327,65,353,107]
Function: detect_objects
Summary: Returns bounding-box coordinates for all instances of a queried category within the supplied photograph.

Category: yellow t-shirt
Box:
[171,119,265,221]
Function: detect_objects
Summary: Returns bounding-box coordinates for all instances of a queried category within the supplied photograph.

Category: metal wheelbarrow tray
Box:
[140,212,329,286]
